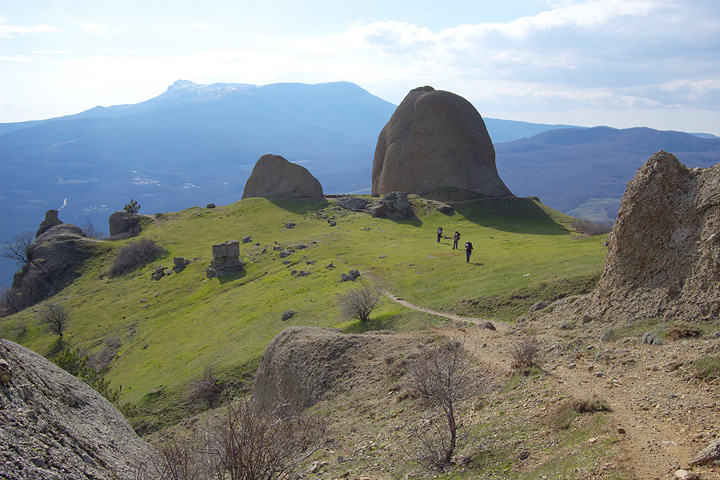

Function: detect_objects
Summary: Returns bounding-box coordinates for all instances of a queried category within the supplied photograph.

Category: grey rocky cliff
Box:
[35,210,63,238]
[242,154,324,199]
[8,224,95,311]
[0,339,151,480]
[551,151,720,323]
[372,86,513,197]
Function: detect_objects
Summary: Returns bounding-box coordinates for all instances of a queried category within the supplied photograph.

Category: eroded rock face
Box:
[0,339,150,479]
[8,224,93,311]
[242,154,324,199]
[556,151,720,323]
[371,86,513,197]
[252,327,418,410]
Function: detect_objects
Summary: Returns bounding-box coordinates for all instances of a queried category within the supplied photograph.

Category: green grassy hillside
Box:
[0,195,607,428]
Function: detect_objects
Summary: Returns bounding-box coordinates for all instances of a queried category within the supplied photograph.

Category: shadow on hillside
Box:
[216,269,247,284]
[379,215,424,227]
[269,197,330,214]
[450,197,571,235]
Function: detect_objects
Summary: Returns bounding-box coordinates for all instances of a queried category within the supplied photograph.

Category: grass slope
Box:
[0,195,607,427]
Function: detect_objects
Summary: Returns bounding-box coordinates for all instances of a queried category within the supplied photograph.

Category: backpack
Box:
[465,241,473,250]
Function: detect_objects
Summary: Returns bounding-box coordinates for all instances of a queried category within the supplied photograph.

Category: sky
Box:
[1,0,719,134]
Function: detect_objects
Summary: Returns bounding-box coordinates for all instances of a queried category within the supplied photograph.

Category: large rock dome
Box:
[242,154,324,199]
[371,86,513,197]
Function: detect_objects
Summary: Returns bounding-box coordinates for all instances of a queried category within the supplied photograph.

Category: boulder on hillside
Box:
[108,211,141,238]
[7,223,94,311]
[367,191,414,218]
[252,326,419,410]
[551,151,720,323]
[35,209,63,238]
[335,197,370,211]
[242,154,324,199]
[0,339,151,479]
[371,86,513,197]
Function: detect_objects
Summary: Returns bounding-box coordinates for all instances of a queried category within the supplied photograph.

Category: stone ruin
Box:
[552,151,720,324]
[372,86,513,198]
[206,240,245,278]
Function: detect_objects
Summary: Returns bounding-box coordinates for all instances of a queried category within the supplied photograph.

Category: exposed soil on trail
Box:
[351,293,720,480]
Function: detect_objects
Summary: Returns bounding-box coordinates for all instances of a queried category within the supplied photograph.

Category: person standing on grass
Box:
[437,226,443,243]
[452,231,460,250]
[465,240,473,263]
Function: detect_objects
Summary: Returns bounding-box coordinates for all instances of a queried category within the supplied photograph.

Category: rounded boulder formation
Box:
[371,86,513,197]
[242,154,324,199]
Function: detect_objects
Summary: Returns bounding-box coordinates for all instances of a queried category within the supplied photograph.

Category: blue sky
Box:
[1,0,719,134]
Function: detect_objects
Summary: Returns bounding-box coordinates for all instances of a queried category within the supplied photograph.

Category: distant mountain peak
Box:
[163,80,257,101]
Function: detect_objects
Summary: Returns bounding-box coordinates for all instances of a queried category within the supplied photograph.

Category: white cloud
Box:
[191,23,209,29]
[77,22,118,35]
[0,22,59,37]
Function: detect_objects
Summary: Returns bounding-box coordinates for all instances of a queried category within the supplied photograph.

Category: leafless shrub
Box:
[1,231,34,267]
[571,218,614,236]
[135,399,325,480]
[108,238,167,277]
[338,282,381,322]
[510,335,545,373]
[189,366,224,409]
[81,224,108,240]
[0,285,25,317]
[404,338,485,471]
[40,303,70,339]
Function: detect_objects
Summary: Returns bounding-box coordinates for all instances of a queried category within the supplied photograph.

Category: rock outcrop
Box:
[367,192,414,218]
[0,339,151,479]
[7,223,94,311]
[108,212,141,238]
[553,151,720,323]
[371,86,513,197]
[35,210,63,238]
[252,327,419,410]
[242,154,324,199]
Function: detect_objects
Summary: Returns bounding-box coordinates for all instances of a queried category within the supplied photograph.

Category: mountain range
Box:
[1,80,719,286]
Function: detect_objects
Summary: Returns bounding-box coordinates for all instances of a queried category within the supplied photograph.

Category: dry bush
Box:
[135,399,325,480]
[571,218,614,236]
[338,283,381,322]
[188,366,224,409]
[108,238,167,277]
[404,338,485,471]
[551,395,611,431]
[81,224,108,240]
[510,335,545,373]
[667,322,701,341]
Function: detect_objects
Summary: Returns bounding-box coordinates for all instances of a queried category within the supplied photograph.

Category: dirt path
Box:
[384,292,719,479]
[383,291,509,332]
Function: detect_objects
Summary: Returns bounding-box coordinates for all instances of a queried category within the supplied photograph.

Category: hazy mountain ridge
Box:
[496,126,720,215]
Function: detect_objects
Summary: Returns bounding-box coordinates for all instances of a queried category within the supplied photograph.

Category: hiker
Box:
[465,240,473,263]
[452,231,460,250]
[436,226,443,243]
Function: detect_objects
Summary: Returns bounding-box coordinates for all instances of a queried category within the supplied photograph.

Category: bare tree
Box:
[41,303,70,339]
[405,338,484,471]
[1,231,34,267]
[338,283,381,322]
